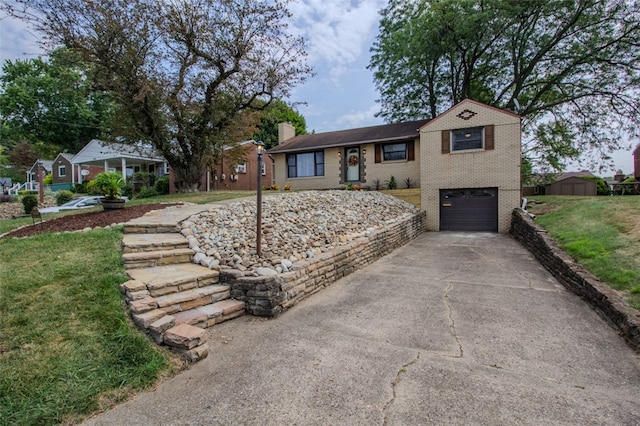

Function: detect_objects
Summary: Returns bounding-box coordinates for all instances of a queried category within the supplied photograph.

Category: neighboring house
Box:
[269,120,428,190]
[543,171,597,196]
[269,99,521,233]
[51,153,74,185]
[523,170,598,197]
[523,171,597,196]
[210,140,274,191]
[72,139,168,185]
[27,159,53,185]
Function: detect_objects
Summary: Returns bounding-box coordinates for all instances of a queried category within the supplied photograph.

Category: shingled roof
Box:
[268,119,430,154]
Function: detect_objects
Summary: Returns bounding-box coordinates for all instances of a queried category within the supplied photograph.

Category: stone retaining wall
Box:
[220,211,426,316]
[510,209,640,351]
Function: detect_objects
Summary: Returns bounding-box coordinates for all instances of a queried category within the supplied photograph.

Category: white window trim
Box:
[58,165,66,177]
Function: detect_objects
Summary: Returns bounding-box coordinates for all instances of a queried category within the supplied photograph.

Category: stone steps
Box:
[119,204,248,362]
[122,248,194,269]
[122,233,189,253]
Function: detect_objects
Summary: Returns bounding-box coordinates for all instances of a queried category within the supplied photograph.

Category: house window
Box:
[375,141,415,163]
[451,127,484,151]
[261,162,266,176]
[286,151,324,178]
[383,143,407,161]
[58,165,66,177]
[235,163,247,174]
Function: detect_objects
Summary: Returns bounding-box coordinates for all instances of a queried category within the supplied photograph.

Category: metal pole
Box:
[38,163,44,204]
[255,141,265,257]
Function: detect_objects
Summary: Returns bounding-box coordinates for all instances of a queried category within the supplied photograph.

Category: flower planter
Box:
[101,198,126,211]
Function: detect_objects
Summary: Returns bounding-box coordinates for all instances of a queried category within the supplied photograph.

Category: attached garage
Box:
[440,188,498,232]
[420,99,522,233]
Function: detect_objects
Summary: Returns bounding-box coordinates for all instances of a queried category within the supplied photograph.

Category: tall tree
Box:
[253,100,307,149]
[0,48,112,156]
[369,0,640,173]
[4,0,312,191]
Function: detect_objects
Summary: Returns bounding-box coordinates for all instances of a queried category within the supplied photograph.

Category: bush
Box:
[404,177,415,189]
[22,194,38,214]
[385,175,397,190]
[133,171,155,187]
[55,190,74,206]
[155,176,170,194]
[136,186,158,199]
[73,183,87,193]
[371,178,381,190]
[121,183,133,199]
[43,174,53,185]
[581,176,611,195]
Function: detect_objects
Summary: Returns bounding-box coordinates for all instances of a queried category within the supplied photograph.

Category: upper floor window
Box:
[286,151,324,178]
[58,165,66,177]
[442,125,494,154]
[452,127,483,151]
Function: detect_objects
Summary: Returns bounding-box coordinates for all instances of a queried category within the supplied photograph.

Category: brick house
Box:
[269,99,521,233]
[210,140,274,191]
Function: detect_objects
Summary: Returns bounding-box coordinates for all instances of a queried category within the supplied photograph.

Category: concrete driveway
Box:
[86,232,640,425]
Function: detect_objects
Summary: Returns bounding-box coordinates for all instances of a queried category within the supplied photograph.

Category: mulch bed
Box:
[3,204,181,238]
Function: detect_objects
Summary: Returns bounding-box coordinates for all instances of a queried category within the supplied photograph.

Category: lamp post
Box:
[38,161,44,204]
[255,141,265,257]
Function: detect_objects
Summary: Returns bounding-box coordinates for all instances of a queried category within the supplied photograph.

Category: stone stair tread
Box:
[127,263,218,287]
[173,299,246,327]
[123,248,193,261]
[155,284,230,307]
[122,233,188,249]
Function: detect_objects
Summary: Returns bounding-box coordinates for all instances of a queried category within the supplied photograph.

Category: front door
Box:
[345,147,360,182]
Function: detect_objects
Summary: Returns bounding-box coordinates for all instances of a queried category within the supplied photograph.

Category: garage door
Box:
[440,188,498,232]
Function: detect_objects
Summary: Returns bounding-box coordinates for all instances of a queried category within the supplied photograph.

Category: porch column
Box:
[121,158,127,182]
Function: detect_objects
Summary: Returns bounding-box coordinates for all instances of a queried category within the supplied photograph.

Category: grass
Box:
[528,195,640,310]
[381,188,421,208]
[0,229,174,425]
[0,190,252,425]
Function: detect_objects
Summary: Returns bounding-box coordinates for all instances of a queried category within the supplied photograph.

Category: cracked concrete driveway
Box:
[85,232,640,425]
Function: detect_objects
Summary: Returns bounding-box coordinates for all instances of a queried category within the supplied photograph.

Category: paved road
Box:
[86,233,640,425]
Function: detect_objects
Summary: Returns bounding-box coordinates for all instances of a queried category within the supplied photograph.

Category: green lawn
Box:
[528,195,640,310]
[0,190,252,425]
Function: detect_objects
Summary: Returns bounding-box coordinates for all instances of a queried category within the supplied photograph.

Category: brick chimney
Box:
[277,122,295,144]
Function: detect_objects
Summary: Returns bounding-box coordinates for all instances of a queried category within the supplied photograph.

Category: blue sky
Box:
[0,0,635,174]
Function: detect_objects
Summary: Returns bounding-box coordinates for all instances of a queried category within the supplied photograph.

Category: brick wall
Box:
[510,209,640,351]
[420,100,521,232]
[220,210,426,316]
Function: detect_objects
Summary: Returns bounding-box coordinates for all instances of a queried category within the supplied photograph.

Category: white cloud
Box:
[0,13,45,65]
[288,0,386,79]
[336,103,381,129]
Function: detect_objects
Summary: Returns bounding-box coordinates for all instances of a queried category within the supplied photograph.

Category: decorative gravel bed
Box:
[181,190,420,274]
